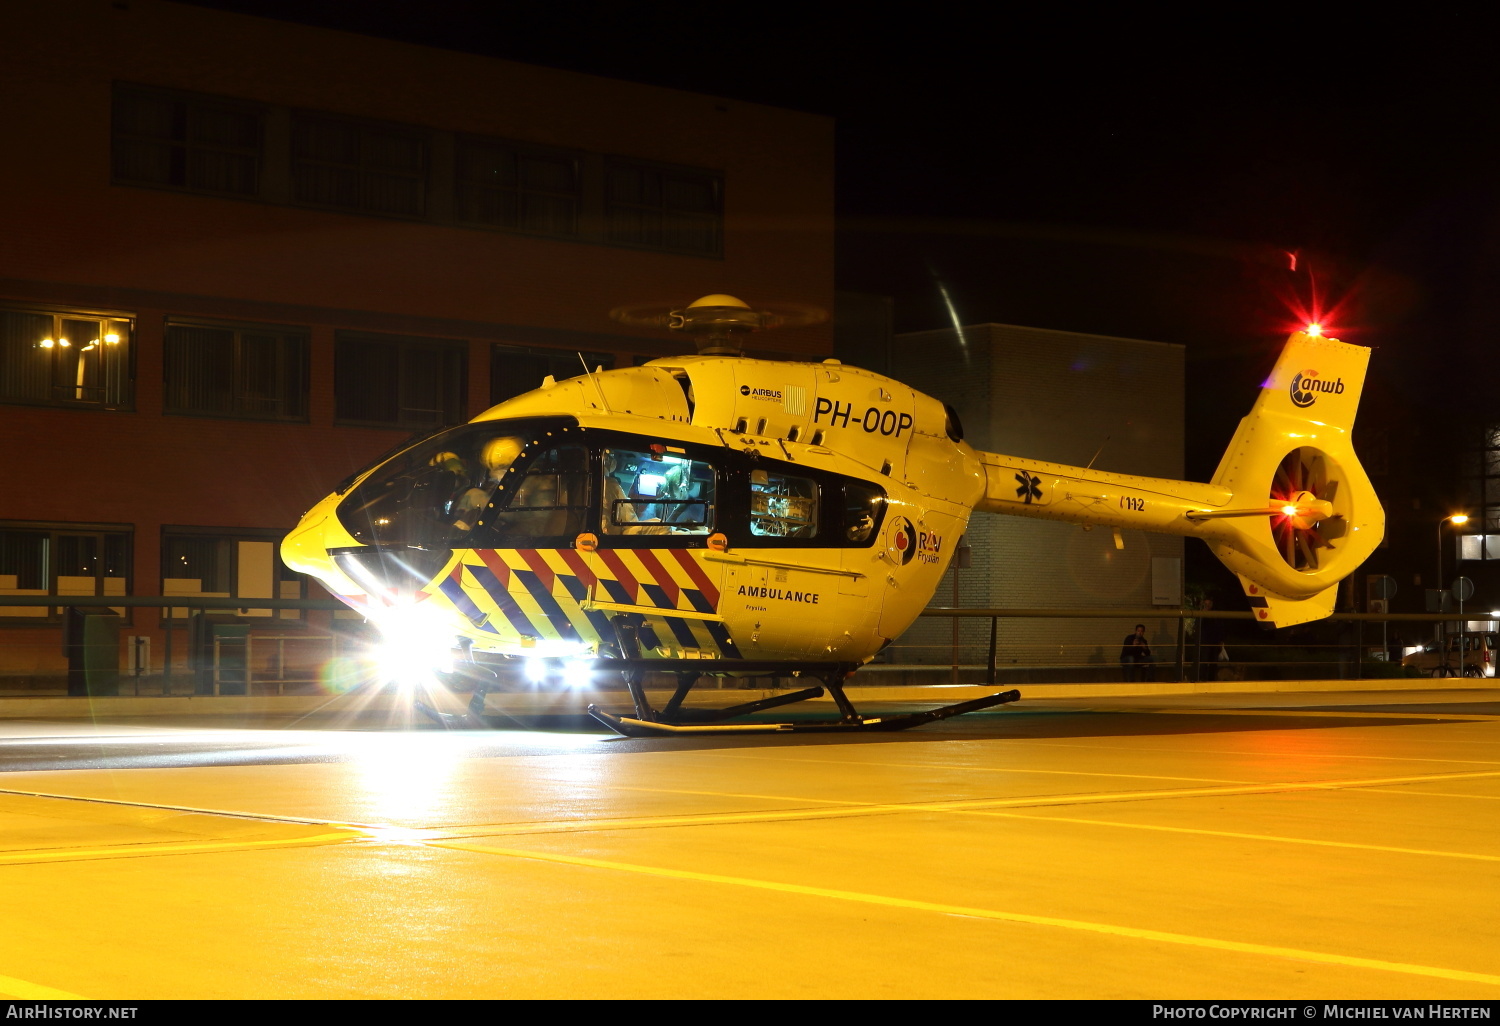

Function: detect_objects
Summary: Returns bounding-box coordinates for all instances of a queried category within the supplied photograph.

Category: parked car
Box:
[1402,632,1498,677]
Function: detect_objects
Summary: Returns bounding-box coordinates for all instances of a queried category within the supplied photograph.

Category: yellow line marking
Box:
[0,830,362,866]
[1363,787,1500,801]
[963,810,1500,862]
[0,787,361,828]
[683,748,1253,785]
[413,769,1500,839]
[1144,708,1500,722]
[435,843,1500,987]
[1006,738,1500,767]
[0,974,83,999]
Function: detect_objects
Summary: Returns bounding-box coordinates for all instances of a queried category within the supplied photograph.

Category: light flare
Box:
[365,599,459,696]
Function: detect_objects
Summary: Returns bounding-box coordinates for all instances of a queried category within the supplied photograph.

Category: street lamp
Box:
[1437,514,1470,675]
[1437,513,1470,603]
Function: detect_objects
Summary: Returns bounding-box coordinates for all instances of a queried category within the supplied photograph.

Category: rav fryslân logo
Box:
[1289,369,1344,408]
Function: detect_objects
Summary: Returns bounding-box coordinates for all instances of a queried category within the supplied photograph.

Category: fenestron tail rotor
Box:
[1269,447,1348,572]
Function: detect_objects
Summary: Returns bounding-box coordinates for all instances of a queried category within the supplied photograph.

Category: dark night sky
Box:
[179,1,1500,479]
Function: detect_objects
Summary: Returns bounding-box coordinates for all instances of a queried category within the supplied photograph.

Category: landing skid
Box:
[413,648,1023,736]
[584,657,1021,737]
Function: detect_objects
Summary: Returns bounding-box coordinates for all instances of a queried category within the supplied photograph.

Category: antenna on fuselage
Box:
[578,352,613,413]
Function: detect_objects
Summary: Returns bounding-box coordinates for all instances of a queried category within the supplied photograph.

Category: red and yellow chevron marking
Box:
[427,547,740,658]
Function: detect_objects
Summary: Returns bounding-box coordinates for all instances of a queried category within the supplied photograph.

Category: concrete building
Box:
[889,323,1186,680]
[0,0,832,686]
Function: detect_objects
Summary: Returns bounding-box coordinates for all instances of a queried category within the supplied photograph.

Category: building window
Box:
[292,114,427,217]
[162,529,304,621]
[0,524,131,620]
[335,332,466,429]
[605,160,722,256]
[0,309,131,409]
[111,85,262,197]
[490,344,613,405]
[1458,535,1500,561]
[456,138,581,237]
[163,321,308,420]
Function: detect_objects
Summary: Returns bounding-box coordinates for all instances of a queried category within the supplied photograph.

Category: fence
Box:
[904,608,1494,686]
[0,595,1490,696]
[0,594,353,696]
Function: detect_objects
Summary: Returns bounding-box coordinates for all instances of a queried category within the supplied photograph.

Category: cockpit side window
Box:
[601,449,715,536]
[842,481,884,544]
[334,417,577,549]
[483,445,590,541]
[749,471,819,539]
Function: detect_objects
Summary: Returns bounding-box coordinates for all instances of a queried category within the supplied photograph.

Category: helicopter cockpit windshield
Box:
[335,417,577,550]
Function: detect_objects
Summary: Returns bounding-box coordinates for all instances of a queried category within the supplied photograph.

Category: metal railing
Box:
[910,607,1491,685]
[0,595,1489,695]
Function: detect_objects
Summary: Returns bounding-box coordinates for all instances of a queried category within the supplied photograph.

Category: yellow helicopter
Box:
[281,295,1383,735]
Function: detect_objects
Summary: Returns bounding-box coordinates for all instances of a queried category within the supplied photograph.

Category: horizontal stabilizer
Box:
[1237,574,1338,628]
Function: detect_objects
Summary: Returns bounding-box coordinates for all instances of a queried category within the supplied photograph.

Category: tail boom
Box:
[968,331,1384,628]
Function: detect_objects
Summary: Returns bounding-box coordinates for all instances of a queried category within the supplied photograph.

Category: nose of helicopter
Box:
[281,490,364,596]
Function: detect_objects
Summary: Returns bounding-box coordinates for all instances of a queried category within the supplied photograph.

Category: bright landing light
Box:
[1305,323,1323,336]
[366,601,457,694]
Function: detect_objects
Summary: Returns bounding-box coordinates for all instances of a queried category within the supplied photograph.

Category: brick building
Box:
[888,323,1186,678]
[0,0,833,685]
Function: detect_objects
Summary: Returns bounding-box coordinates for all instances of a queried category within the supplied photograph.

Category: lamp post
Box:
[1437,514,1470,604]
[1438,514,1470,672]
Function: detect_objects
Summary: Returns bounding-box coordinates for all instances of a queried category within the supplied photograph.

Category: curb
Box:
[0,675,1483,720]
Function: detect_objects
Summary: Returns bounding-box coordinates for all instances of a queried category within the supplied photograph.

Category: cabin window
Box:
[843,482,884,544]
[601,449,715,535]
[486,446,591,539]
[749,472,819,539]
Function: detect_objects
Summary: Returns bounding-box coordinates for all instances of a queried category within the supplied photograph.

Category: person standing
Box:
[1120,623,1152,682]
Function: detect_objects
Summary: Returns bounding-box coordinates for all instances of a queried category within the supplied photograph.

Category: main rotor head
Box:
[611,294,826,356]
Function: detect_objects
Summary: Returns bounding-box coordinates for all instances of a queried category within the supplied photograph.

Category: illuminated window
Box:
[292,114,427,217]
[161,528,304,622]
[1458,535,1500,561]
[112,85,262,197]
[750,472,819,539]
[0,309,131,409]
[601,450,715,536]
[0,524,131,620]
[605,159,722,256]
[335,332,466,429]
[164,321,308,420]
[457,138,581,237]
[490,344,613,405]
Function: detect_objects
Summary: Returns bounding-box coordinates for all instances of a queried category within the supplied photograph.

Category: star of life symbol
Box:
[1015,472,1043,503]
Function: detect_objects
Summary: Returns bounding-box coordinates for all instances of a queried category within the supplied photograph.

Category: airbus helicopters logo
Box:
[740,385,783,402]
[1289,369,1344,408]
